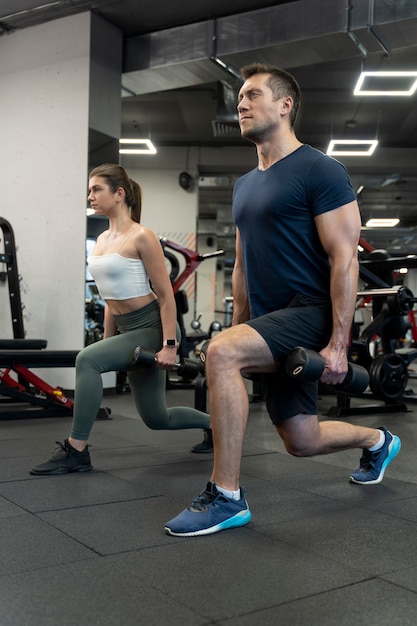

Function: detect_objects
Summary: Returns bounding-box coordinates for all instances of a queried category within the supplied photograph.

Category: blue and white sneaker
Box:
[165,481,252,537]
[349,426,401,485]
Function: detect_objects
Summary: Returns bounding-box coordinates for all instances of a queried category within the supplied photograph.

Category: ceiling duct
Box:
[122,0,417,96]
[211,82,240,138]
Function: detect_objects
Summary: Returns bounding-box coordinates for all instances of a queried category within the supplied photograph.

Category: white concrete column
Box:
[0,12,122,389]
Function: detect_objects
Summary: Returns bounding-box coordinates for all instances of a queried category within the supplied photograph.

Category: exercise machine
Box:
[161,237,224,387]
[0,216,110,420]
[161,237,224,354]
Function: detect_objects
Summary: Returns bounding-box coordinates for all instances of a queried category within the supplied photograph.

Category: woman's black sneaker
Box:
[191,428,213,453]
[30,439,93,475]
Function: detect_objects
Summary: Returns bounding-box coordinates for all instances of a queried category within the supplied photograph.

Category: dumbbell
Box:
[198,339,212,376]
[132,346,200,380]
[285,346,369,394]
[133,346,180,369]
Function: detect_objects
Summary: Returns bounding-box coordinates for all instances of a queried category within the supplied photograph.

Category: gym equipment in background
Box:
[0,217,110,420]
[161,237,224,388]
[328,239,417,417]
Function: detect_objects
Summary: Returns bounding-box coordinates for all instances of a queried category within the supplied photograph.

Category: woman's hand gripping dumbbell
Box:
[285,346,369,394]
[132,346,201,380]
[133,346,180,371]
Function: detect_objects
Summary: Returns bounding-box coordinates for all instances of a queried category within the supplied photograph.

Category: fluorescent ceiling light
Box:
[354,71,417,96]
[365,218,400,227]
[327,139,378,156]
[119,139,157,155]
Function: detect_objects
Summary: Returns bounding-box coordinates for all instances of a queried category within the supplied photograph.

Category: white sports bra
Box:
[88,253,152,301]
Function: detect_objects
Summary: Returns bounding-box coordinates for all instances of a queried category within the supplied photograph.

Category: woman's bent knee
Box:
[75,349,99,373]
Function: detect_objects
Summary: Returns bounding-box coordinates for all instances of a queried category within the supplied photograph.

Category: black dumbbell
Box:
[198,339,211,374]
[285,346,369,395]
[133,346,180,369]
[132,346,200,380]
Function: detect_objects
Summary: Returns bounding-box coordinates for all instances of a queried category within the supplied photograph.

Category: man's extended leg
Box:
[164,323,276,536]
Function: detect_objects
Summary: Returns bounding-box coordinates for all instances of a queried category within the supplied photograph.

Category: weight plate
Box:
[369,353,408,401]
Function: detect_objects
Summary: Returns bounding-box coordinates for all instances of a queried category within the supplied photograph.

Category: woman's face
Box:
[87,175,120,215]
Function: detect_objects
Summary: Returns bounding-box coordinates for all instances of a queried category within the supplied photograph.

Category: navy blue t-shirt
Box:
[232,144,357,318]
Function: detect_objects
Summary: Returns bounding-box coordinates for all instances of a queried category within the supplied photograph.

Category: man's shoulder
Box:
[293,144,329,165]
[300,144,347,169]
[237,166,258,181]
[234,167,259,192]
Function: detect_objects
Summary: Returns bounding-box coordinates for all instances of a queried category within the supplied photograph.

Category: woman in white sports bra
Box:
[30,163,210,475]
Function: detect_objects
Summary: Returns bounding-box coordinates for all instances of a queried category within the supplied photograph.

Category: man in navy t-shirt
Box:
[165,63,401,537]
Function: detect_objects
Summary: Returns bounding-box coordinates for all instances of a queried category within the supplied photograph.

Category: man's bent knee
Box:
[284,442,317,457]
[206,327,246,368]
[276,416,320,457]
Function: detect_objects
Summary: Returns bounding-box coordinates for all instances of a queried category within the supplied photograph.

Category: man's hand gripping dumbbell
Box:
[285,346,369,394]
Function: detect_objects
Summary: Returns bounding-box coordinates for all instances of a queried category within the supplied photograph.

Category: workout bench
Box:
[0,340,77,419]
[0,341,111,420]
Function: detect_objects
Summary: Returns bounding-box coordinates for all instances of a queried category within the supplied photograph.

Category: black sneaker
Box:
[30,440,93,475]
[191,428,213,453]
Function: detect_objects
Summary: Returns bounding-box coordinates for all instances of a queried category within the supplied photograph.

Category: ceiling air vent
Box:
[211,120,240,137]
[212,81,240,137]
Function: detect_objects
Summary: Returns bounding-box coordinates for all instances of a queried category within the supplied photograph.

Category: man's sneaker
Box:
[191,428,213,453]
[350,426,401,485]
[164,481,251,537]
[30,439,93,475]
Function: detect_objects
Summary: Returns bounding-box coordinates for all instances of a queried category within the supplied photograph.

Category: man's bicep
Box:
[315,201,361,258]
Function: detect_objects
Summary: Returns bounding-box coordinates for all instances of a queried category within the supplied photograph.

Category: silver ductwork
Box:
[122,0,417,96]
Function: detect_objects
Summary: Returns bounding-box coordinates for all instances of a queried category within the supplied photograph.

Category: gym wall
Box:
[0,12,121,390]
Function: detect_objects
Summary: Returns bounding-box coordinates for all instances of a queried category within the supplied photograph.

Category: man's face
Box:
[237,73,286,143]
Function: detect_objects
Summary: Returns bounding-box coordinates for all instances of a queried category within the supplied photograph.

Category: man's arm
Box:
[314,200,361,385]
[231,227,250,325]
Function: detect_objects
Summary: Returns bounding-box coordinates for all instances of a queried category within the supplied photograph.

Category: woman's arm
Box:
[138,228,178,369]
[103,304,118,339]
[315,200,361,385]
[232,228,250,325]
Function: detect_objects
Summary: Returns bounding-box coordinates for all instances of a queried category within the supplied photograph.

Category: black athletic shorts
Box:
[246,293,332,424]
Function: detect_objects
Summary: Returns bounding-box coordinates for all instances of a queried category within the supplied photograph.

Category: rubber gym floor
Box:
[1,377,417,626]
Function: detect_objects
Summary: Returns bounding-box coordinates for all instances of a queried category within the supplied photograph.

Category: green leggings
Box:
[71,300,210,440]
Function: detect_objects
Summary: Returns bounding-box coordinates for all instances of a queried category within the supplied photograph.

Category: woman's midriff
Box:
[105,292,157,316]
